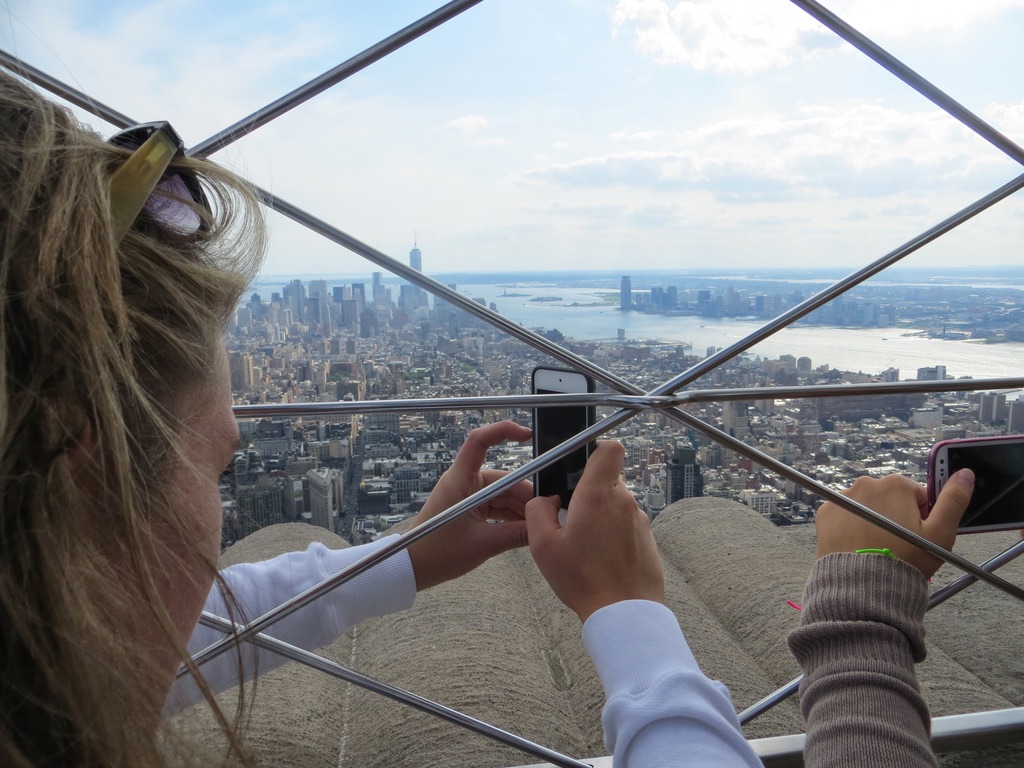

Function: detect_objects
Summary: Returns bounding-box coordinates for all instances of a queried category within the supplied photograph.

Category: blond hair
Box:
[0,70,266,766]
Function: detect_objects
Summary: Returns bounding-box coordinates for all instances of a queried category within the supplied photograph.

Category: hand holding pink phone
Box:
[927,435,1024,533]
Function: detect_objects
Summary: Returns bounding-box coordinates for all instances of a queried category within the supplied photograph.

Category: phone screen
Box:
[534,388,590,508]
[945,441,1024,530]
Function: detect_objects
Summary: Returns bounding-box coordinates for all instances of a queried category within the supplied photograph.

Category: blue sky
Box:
[3,0,1023,276]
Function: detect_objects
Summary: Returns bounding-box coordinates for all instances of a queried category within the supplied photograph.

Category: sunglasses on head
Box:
[107,121,208,243]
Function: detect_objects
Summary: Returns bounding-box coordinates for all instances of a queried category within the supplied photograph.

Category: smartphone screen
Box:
[532,367,594,510]
[931,437,1024,532]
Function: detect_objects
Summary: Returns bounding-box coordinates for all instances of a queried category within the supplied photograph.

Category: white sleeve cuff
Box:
[582,599,701,699]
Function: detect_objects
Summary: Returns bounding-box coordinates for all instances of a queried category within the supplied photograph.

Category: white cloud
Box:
[612,0,831,72]
[1,0,336,139]
[611,129,672,142]
[984,101,1024,144]
[519,102,1010,201]
[612,0,1024,73]
[446,114,489,132]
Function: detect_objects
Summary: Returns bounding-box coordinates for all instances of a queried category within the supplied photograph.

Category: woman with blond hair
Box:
[0,70,537,766]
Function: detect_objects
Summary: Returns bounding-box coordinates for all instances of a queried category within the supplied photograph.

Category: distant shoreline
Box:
[258,265,1024,286]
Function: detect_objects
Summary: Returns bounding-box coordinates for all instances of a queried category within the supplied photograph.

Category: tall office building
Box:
[697,289,712,316]
[284,278,305,323]
[350,283,366,313]
[235,482,289,538]
[722,401,751,437]
[308,279,328,302]
[229,352,255,390]
[372,271,388,311]
[917,365,947,381]
[666,444,703,504]
[1008,399,1024,433]
[433,283,458,328]
[620,276,632,311]
[979,392,1008,425]
[306,467,342,533]
[404,241,428,311]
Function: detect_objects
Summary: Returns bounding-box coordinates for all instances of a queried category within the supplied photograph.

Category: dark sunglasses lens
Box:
[148,175,204,234]
[111,128,205,235]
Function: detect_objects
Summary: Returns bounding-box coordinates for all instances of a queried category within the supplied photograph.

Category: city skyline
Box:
[222,264,1024,546]
[4,1,1022,276]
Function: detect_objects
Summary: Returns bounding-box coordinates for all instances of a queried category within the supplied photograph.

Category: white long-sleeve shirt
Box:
[167,535,416,712]
[169,541,759,767]
[584,600,763,767]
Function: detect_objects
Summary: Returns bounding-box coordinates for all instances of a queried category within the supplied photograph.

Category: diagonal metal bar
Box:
[738,538,1024,725]
[187,0,485,158]
[0,49,134,127]
[256,187,644,395]
[194,612,592,768]
[0,51,639,399]
[651,171,1024,397]
[662,406,1024,600]
[791,0,1024,167]
[182,409,634,677]
[928,539,1024,606]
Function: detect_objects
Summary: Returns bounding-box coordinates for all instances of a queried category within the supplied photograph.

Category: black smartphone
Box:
[927,435,1024,533]
[531,366,595,520]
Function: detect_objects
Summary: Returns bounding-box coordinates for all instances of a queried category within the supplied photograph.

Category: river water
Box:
[462,284,1024,381]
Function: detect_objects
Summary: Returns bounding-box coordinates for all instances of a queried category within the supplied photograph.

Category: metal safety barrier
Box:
[3,0,1023,764]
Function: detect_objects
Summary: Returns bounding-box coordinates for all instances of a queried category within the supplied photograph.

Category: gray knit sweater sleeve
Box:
[787,552,937,768]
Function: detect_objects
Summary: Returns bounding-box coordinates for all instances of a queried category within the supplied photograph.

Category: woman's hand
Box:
[526,440,664,622]
[407,421,534,591]
[814,469,974,577]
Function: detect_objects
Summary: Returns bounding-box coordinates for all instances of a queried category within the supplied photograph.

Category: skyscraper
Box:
[308,279,328,301]
[666,444,703,503]
[917,365,947,381]
[284,278,305,322]
[372,271,387,310]
[979,392,1008,425]
[723,401,750,437]
[307,467,342,533]
[405,241,427,310]
[620,276,632,311]
[1008,399,1024,433]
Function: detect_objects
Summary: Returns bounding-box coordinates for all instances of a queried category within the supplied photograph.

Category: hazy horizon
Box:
[254,264,1024,286]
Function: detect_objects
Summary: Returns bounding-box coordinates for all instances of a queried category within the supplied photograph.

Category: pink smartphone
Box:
[927,435,1024,533]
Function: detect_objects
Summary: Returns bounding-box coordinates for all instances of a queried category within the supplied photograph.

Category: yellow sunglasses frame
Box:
[107,123,182,243]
